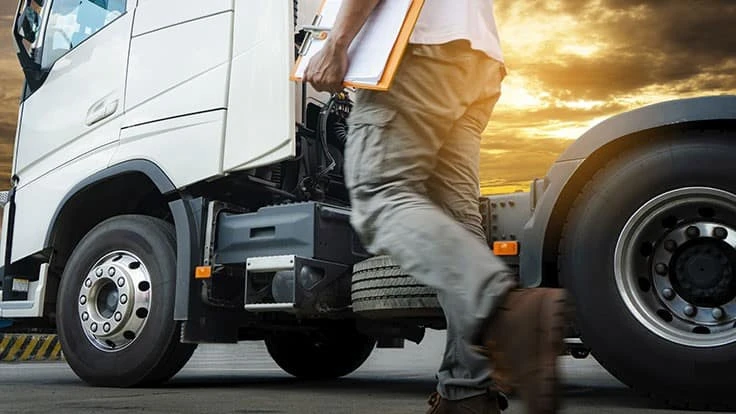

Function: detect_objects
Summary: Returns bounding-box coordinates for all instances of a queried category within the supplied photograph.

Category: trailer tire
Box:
[559,131,736,410]
[351,256,443,318]
[56,215,196,387]
[264,322,376,379]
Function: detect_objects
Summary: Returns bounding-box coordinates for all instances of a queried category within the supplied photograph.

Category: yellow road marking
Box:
[3,335,27,361]
[0,336,10,357]
[0,335,64,362]
[49,342,62,360]
[19,337,40,361]
[35,336,55,360]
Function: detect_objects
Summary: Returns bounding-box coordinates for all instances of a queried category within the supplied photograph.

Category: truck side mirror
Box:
[12,0,47,92]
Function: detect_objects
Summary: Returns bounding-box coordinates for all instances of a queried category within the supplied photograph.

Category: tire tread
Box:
[350,256,441,316]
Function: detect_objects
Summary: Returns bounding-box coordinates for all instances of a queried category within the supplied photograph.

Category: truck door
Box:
[221,1,297,172]
[12,0,134,187]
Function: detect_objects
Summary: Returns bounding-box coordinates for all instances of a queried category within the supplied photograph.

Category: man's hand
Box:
[302,0,382,93]
[303,41,349,94]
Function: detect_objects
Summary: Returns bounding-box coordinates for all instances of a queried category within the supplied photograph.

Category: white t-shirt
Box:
[409,0,503,63]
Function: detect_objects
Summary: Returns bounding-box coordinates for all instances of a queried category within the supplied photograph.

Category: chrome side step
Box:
[244,255,296,312]
[0,263,49,318]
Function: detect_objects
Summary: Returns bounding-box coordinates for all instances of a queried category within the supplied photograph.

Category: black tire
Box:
[559,132,736,409]
[351,256,443,318]
[264,321,376,379]
[57,215,197,387]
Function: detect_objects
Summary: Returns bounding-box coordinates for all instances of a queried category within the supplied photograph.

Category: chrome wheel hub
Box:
[78,251,152,352]
[615,187,736,347]
[651,222,736,327]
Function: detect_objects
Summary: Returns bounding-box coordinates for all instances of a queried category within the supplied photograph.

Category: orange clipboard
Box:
[290,0,425,92]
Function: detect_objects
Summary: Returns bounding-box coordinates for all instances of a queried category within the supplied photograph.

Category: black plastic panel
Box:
[215,202,369,266]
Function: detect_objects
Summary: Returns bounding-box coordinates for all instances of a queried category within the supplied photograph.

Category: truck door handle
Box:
[86,98,118,126]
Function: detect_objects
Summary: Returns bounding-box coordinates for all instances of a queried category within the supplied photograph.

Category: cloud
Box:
[0,121,14,187]
[479,134,574,194]
[0,2,17,15]
[495,0,736,100]
[480,0,736,191]
[0,62,23,143]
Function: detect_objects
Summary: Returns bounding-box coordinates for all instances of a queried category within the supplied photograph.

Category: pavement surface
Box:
[0,330,725,414]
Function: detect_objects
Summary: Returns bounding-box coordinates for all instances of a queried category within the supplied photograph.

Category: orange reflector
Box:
[493,241,519,256]
[195,266,212,279]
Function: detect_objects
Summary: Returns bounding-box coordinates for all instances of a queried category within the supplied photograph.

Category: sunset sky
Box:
[0,1,734,194]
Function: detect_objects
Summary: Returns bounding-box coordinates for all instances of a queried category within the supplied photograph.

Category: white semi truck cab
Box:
[3,0,736,409]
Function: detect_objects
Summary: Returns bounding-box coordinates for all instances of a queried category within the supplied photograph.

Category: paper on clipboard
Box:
[294,0,415,87]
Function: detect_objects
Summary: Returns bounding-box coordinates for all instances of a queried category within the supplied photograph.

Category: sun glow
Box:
[559,44,600,57]
[542,116,610,139]
[497,75,551,110]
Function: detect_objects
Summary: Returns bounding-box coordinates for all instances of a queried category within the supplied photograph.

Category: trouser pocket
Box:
[345,106,398,189]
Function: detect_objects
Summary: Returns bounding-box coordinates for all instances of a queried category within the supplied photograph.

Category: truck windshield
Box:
[41,0,125,69]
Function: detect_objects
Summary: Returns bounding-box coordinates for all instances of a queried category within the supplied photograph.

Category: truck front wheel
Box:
[264,322,376,379]
[559,131,736,409]
[56,215,196,387]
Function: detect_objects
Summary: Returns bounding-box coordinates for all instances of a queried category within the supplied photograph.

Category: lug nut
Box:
[85,278,92,288]
[117,277,125,287]
[108,267,116,276]
[120,294,128,305]
[664,240,677,252]
[103,323,111,333]
[662,288,675,300]
[712,308,725,320]
[82,312,89,321]
[655,263,669,276]
[714,227,728,240]
[80,295,87,305]
[684,305,697,317]
[114,312,122,322]
[91,323,98,332]
[96,268,103,277]
[686,226,700,239]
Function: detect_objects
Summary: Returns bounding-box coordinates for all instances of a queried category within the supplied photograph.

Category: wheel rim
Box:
[77,250,152,352]
[615,187,736,347]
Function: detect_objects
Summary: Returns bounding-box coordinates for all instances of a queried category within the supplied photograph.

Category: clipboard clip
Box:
[297,14,331,56]
[302,26,330,39]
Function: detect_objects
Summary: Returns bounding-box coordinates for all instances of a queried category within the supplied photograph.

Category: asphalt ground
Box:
[0,330,726,414]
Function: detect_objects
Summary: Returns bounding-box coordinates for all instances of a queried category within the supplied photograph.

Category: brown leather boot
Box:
[425,391,504,414]
[477,288,569,414]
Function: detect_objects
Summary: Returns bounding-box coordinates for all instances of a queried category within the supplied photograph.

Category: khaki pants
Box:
[345,40,517,400]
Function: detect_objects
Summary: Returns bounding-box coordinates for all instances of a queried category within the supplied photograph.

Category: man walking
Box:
[304,1,568,413]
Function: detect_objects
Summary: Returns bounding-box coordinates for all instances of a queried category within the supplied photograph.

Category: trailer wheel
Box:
[350,256,443,318]
[264,322,376,379]
[56,215,196,387]
[559,132,736,409]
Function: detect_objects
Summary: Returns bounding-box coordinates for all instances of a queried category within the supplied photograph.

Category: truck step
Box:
[243,255,352,315]
[244,255,297,312]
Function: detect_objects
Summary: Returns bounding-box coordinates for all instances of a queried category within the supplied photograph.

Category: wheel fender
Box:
[45,159,178,247]
[168,196,206,321]
[520,95,736,287]
[45,159,204,321]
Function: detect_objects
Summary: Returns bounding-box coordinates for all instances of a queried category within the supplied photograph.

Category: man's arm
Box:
[303,0,382,93]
